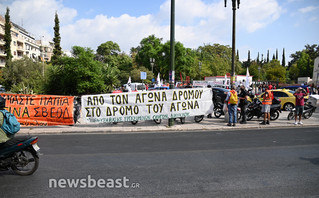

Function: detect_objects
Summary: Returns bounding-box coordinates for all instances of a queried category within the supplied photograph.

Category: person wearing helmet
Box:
[0,96,10,144]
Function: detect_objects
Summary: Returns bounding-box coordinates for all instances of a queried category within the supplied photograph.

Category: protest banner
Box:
[82,88,213,123]
[0,94,74,126]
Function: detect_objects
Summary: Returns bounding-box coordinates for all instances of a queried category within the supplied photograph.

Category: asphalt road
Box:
[1,127,319,198]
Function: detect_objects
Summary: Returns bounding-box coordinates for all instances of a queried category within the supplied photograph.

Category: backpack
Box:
[0,110,20,135]
[229,90,238,105]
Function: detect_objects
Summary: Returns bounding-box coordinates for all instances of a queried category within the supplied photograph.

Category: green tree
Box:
[264,60,286,82]
[135,35,163,74]
[289,44,319,67]
[96,41,132,84]
[2,57,47,93]
[198,44,243,77]
[288,63,299,83]
[267,50,269,63]
[46,46,105,95]
[296,51,312,77]
[282,48,286,67]
[4,7,12,64]
[51,12,62,64]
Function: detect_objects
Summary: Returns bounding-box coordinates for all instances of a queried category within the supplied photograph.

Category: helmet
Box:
[0,96,6,109]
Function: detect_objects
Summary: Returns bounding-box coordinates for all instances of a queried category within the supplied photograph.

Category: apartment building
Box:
[0,15,53,67]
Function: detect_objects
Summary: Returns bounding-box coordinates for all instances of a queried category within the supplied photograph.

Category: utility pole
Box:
[225,0,240,87]
[168,0,175,127]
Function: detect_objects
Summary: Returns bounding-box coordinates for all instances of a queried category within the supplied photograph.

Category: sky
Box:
[0,0,318,63]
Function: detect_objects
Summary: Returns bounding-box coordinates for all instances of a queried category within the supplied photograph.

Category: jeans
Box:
[228,104,237,124]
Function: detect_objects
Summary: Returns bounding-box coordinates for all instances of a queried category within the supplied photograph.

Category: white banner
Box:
[81,88,214,123]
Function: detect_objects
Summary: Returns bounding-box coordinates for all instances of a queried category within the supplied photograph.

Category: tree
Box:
[282,48,286,67]
[288,63,299,83]
[257,52,260,64]
[51,12,62,64]
[267,50,269,63]
[264,60,286,82]
[296,51,312,77]
[135,35,163,75]
[46,46,106,95]
[2,57,47,94]
[4,7,12,64]
[96,41,121,64]
[289,44,319,67]
[197,44,243,77]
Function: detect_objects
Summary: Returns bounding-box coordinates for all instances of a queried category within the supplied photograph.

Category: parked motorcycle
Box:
[0,136,40,176]
[287,102,317,120]
[213,101,241,120]
[246,97,282,121]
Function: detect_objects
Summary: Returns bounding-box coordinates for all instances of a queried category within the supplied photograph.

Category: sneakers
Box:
[298,121,303,125]
[227,123,232,126]
[259,121,266,125]
[266,120,270,125]
[294,122,298,125]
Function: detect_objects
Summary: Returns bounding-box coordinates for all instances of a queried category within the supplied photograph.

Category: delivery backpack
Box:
[229,90,238,105]
[0,109,20,135]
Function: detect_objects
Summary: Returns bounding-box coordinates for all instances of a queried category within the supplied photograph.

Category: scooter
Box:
[246,97,282,121]
[0,136,40,176]
[287,102,317,120]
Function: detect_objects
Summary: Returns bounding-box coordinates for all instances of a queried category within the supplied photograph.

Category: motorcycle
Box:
[246,97,282,121]
[287,102,317,120]
[213,101,241,121]
[0,136,40,176]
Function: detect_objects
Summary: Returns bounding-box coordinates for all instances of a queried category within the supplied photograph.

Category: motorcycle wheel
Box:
[180,117,186,124]
[246,111,254,121]
[214,108,223,118]
[287,112,295,120]
[270,110,280,121]
[11,149,39,176]
[154,119,161,124]
[131,121,138,125]
[303,112,312,119]
[194,115,204,123]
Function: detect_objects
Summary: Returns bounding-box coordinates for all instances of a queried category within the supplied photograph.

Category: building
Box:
[205,74,253,87]
[0,15,54,67]
[313,57,319,86]
[36,38,54,62]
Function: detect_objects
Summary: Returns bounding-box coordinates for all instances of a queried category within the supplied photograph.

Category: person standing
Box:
[293,87,307,125]
[260,87,272,125]
[225,85,238,127]
[238,85,249,124]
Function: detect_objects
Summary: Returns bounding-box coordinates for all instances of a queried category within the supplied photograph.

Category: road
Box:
[1,127,319,198]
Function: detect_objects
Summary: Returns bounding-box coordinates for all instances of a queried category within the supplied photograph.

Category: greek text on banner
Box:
[0,94,74,126]
[82,88,214,123]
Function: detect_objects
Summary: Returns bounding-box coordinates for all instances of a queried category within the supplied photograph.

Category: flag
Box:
[245,67,250,90]
[126,76,132,92]
[224,74,227,86]
[156,73,162,87]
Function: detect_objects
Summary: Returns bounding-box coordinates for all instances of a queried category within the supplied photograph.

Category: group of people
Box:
[224,85,309,126]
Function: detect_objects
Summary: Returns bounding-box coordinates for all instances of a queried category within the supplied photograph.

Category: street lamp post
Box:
[225,0,240,87]
[150,58,155,73]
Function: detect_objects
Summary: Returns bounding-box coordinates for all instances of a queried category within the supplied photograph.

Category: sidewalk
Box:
[19,111,319,135]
